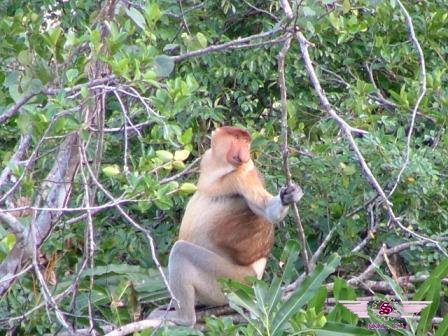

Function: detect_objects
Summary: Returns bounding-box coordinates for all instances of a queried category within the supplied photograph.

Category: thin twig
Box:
[171,26,283,62]
[388,0,427,197]
[78,145,97,334]
[79,146,177,307]
[351,204,379,253]
[310,224,338,269]
[242,0,279,21]
[29,197,74,333]
[113,91,130,174]
[160,157,200,184]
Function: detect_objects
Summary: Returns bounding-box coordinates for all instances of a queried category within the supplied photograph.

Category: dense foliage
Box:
[0,0,447,335]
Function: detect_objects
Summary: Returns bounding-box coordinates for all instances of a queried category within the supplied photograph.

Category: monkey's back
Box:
[179,192,274,266]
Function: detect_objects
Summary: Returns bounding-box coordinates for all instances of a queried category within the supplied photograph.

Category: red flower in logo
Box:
[379,302,394,315]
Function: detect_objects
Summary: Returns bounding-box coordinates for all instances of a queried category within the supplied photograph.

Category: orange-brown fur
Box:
[179,127,275,265]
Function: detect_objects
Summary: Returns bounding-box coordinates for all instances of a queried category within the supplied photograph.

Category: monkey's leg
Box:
[155,240,255,326]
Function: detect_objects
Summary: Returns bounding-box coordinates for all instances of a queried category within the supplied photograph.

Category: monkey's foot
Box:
[147,308,195,327]
[147,308,176,325]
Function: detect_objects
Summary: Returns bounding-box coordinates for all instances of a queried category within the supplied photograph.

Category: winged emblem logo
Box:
[339,299,431,319]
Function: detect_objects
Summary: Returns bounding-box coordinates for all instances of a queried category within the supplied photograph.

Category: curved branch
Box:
[387,0,427,197]
[295,30,447,256]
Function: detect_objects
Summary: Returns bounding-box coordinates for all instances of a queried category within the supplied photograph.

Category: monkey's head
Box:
[211,126,252,167]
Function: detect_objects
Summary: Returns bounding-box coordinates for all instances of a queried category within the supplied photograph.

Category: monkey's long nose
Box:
[233,156,242,164]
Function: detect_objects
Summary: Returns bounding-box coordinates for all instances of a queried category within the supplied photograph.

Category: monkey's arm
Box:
[237,169,303,223]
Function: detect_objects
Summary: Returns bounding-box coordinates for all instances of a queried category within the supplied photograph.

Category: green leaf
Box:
[102,165,120,177]
[174,150,190,162]
[416,278,441,334]
[278,240,300,285]
[153,55,174,77]
[172,161,185,169]
[156,150,173,162]
[66,69,79,83]
[196,32,207,48]
[271,254,341,335]
[18,50,32,65]
[303,6,316,17]
[126,7,147,30]
[435,314,448,336]
[328,278,357,324]
[180,183,197,194]
[48,27,62,46]
[25,79,43,94]
[181,128,193,144]
[342,0,351,14]
[339,163,356,176]
[317,321,373,335]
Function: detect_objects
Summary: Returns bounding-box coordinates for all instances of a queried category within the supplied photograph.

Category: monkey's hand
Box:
[280,184,303,206]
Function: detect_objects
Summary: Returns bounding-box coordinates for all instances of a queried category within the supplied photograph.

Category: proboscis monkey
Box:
[150,126,303,326]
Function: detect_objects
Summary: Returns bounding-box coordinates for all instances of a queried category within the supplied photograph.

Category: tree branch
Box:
[0,133,32,190]
[171,26,283,62]
[279,0,294,19]
[0,92,37,125]
[295,30,447,256]
[0,134,80,295]
[0,213,24,240]
[387,0,427,197]
[277,35,310,272]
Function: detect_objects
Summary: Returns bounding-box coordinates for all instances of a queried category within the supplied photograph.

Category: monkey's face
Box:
[211,127,252,168]
[226,137,250,166]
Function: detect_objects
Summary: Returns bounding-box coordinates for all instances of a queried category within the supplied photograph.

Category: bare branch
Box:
[0,134,32,190]
[78,145,97,333]
[113,91,130,174]
[0,92,37,125]
[388,0,427,197]
[90,120,154,135]
[0,108,79,204]
[105,318,168,336]
[280,0,294,19]
[278,35,310,272]
[351,204,379,253]
[295,31,447,256]
[29,195,74,333]
[0,264,32,287]
[0,213,24,240]
[160,157,200,184]
[164,2,206,19]
[0,134,80,295]
[310,225,338,268]
[348,240,437,287]
[79,146,177,306]
[171,26,283,62]
[242,0,279,21]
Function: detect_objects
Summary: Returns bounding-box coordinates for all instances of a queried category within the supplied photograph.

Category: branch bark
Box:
[0,134,79,295]
[0,92,37,125]
[0,134,32,190]
[277,35,310,272]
